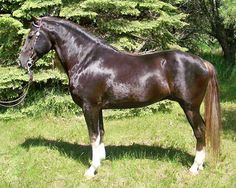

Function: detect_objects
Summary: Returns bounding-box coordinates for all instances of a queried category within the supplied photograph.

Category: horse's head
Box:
[18,18,52,70]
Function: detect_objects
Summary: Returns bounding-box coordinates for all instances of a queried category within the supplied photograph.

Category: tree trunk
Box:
[217,34,236,67]
[222,45,236,67]
[196,0,236,68]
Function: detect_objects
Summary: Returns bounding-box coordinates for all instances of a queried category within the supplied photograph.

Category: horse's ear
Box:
[29,15,41,27]
[31,16,39,22]
[29,14,39,23]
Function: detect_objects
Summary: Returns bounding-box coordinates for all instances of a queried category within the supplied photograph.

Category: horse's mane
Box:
[42,16,120,53]
[41,16,173,57]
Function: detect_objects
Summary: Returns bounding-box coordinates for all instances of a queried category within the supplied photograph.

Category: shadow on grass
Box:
[222,108,236,140]
[21,137,193,167]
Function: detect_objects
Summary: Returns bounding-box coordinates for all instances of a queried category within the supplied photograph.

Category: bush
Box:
[0,87,173,121]
[104,100,173,120]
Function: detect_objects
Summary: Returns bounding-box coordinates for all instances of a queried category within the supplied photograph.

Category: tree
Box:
[182,0,236,67]
[12,0,187,51]
[0,15,24,65]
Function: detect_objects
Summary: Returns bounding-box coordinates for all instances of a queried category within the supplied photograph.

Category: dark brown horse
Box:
[19,16,221,177]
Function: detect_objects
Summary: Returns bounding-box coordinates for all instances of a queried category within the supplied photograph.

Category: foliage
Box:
[181,0,236,67]
[105,101,172,120]
[67,0,187,51]
[0,15,25,65]
[0,89,76,120]
[220,0,236,26]
[0,86,173,120]
[201,49,236,102]
[0,64,67,99]
[13,0,62,18]
[11,0,187,51]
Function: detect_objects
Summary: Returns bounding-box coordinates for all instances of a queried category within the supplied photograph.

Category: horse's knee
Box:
[89,132,99,144]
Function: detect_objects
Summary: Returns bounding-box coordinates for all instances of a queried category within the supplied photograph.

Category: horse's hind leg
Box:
[82,103,106,178]
[180,103,206,175]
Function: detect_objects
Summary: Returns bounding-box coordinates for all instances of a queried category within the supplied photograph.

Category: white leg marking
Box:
[84,134,106,178]
[99,143,106,160]
[189,149,205,175]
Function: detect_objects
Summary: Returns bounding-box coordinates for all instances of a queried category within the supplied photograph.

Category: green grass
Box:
[0,99,235,187]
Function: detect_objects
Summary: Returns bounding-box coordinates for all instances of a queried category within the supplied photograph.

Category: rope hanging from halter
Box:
[0,20,42,107]
[0,71,33,107]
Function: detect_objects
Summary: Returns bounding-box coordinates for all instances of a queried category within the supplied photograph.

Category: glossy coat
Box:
[19,17,221,176]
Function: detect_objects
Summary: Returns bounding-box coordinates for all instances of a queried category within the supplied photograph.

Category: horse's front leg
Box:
[83,102,106,178]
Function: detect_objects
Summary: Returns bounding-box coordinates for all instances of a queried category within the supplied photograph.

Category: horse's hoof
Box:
[198,164,204,171]
[189,168,199,175]
[84,170,95,179]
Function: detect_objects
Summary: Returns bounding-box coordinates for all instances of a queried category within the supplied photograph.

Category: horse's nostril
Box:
[28,62,32,68]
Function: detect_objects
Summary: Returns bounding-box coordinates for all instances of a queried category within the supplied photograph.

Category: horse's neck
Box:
[51,25,97,74]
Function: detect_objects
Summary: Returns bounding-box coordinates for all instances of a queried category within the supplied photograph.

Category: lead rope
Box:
[0,20,41,108]
[0,70,33,107]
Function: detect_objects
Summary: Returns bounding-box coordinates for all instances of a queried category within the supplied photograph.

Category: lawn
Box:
[0,77,235,187]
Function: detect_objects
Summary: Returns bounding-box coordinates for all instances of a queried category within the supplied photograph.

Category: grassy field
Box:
[0,102,235,187]
[0,76,235,187]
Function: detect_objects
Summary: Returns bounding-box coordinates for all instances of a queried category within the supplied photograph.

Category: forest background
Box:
[0,0,235,119]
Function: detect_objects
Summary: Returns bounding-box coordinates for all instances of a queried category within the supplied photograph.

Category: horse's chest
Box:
[69,68,109,104]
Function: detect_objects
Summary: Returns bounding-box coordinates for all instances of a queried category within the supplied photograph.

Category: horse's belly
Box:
[103,81,169,109]
[103,99,162,109]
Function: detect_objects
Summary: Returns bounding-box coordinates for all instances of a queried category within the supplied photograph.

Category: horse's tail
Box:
[204,61,221,161]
